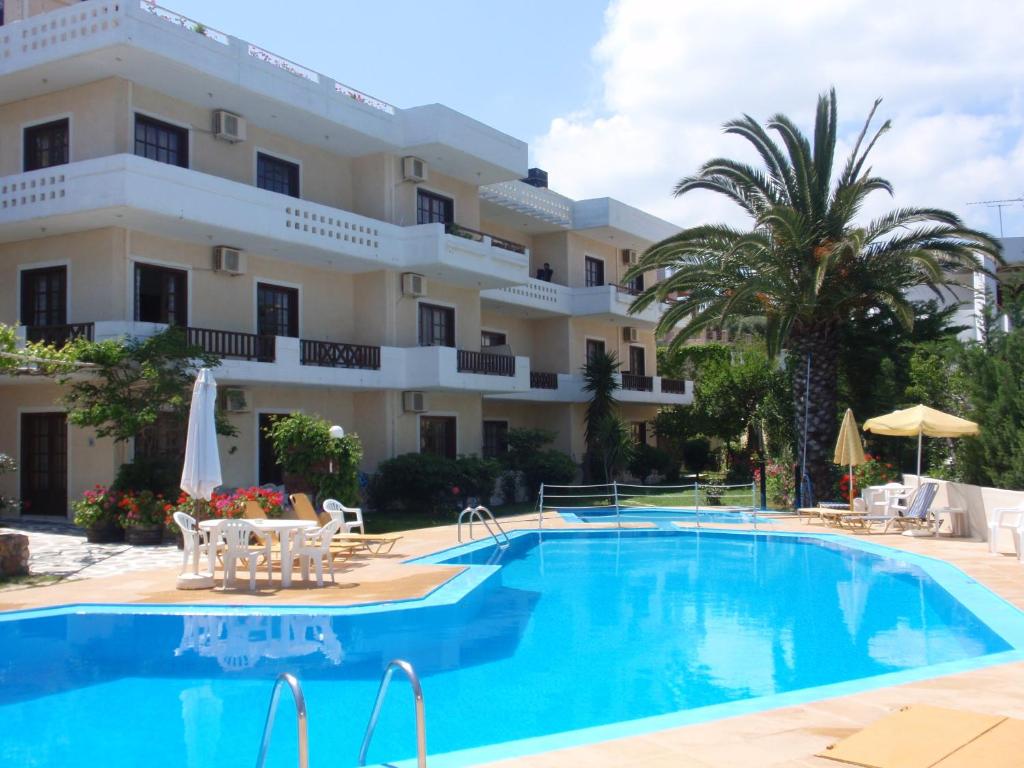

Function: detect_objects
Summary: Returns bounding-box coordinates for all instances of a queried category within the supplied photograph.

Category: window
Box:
[585,338,606,365]
[24,119,69,171]
[482,420,508,459]
[134,114,188,168]
[628,272,645,293]
[417,189,454,225]
[584,256,605,287]
[256,152,300,198]
[135,263,188,325]
[420,415,456,459]
[418,303,455,347]
[20,266,67,327]
[631,421,648,446]
[481,331,507,348]
[256,283,299,337]
[628,345,646,376]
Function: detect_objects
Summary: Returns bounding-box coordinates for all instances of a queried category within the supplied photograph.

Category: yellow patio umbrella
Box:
[862,404,979,485]
[834,408,866,511]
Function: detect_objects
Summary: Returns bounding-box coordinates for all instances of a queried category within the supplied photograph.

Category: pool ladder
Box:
[458,505,511,549]
[254,661,427,768]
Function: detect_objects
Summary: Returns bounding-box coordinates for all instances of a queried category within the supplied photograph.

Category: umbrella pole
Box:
[921,430,929,489]
[850,461,855,512]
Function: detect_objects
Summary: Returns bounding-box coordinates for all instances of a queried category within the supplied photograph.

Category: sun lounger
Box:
[289,493,329,525]
[332,532,402,555]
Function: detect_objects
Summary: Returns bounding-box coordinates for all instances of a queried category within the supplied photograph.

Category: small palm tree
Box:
[626,89,1001,498]
[582,350,623,481]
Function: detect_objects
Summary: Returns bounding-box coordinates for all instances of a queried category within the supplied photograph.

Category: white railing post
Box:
[538,483,544,529]
[613,481,620,529]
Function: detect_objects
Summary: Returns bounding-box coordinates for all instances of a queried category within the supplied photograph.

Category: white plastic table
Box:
[200,518,317,587]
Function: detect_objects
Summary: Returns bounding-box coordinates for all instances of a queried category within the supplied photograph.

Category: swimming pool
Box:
[558,505,773,527]
[2,530,1023,767]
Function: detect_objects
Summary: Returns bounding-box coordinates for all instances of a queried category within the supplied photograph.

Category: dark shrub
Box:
[112,456,180,498]
[368,453,500,514]
[628,443,677,483]
[681,438,713,474]
[503,428,578,501]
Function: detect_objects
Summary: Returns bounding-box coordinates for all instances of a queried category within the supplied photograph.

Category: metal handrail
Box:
[457,505,511,548]
[255,673,309,768]
[358,659,427,768]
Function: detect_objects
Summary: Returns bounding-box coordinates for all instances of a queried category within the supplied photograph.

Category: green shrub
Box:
[112,456,180,498]
[263,412,362,505]
[502,428,577,501]
[681,438,713,474]
[368,453,501,514]
[628,443,677,483]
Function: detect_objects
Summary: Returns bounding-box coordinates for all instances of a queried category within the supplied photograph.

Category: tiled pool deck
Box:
[3,513,1024,766]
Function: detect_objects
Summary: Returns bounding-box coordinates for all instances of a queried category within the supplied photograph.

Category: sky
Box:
[165,0,1024,238]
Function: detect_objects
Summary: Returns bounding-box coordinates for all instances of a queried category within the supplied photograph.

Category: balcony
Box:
[0,0,526,184]
[24,323,94,347]
[299,339,380,370]
[445,224,526,255]
[185,327,275,363]
[457,349,516,377]
[480,278,663,324]
[0,156,529,288]
[530,371,559,390]
[487,372,691,405]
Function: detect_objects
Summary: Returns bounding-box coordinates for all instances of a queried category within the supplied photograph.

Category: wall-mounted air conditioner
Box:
[220,387,249,413]
[401,272,426,297]
[622,326,639,343]
[621,249,638,266]
[403,391,428,413]
[213,110,246,143]
[213,246,246,275]
[402,156,428,183]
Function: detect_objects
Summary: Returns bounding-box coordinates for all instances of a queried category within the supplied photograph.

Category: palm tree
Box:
[626,89,1001,499]
[582,350,624,481]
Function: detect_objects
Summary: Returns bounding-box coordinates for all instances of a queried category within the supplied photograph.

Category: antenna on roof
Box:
[966,196,1024,237]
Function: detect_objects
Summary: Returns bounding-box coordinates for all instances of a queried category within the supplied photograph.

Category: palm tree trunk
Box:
[790,324,839,506]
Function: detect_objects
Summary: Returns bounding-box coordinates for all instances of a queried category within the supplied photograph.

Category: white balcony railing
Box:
[486,372,692,405]
[0,155,529,287]
[481,279,663,324]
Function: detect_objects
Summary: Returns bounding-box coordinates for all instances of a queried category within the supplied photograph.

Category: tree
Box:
[582,349,625,481]
[501,428,577,502]
[263,412,363,504]
[58,329,235,443]
[626,89,1001,497]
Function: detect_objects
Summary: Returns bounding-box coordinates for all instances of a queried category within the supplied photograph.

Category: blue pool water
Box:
[1,530,1022,767]
[560,505,772,527]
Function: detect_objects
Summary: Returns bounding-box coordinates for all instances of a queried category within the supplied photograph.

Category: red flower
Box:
[451,486,461,495]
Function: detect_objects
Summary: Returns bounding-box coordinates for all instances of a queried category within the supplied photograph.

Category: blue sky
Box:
[163,1,1024,239]
[162,0,605,147]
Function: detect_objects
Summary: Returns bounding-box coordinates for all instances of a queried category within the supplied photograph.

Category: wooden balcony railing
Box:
[530,371,559,389]
[185,327,275,362]
[611,282,642,296]
[661,378,687,395]
[621,373,654,392]
[445,223,527,255]
[25,322,94,347]
[300,339,381,370]
[457,349,516,376]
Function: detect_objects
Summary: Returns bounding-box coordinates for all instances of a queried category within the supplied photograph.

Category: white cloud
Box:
[534,0,1024,238]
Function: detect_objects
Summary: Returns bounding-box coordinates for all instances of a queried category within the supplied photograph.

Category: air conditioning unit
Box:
[621,248,638,266]
[402,391,428,413]
[622,326,639,343]
[220,387,249,413]
[402,156,428,183]
[213,246,246,275]
[401,272,426,297]
[213,110,246,143]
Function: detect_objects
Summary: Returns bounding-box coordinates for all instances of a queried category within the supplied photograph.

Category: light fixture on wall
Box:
[328,425,345,473]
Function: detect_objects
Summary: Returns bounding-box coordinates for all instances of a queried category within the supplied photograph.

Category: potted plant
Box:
[72,485,125,543]
[165,490,245,548]
[118,489,167,545]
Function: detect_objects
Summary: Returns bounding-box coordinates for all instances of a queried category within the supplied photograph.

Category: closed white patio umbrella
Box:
[178,368,222,588]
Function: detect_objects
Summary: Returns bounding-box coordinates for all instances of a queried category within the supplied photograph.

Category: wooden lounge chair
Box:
[243,500,267,519]
[289,493,329,525]
[332,532,403,555]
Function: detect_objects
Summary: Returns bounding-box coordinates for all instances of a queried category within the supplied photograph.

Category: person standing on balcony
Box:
[536,263,554,281]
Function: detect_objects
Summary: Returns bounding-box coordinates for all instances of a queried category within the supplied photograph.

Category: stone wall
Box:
[0,530,30,577]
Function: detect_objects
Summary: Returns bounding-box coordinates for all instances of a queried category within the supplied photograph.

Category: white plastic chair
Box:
[322,498,365,534]
[212,519,273,591]
[173,511,220,576]
[988,503,1024,561]
[290,517,347,586]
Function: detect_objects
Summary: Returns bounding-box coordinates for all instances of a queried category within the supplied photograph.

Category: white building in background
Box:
[0,0,689,517]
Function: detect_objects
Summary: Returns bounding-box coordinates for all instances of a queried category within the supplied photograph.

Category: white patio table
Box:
[200,518,317,588]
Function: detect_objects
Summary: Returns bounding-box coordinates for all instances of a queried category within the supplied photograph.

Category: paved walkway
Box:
[0,518,180,581]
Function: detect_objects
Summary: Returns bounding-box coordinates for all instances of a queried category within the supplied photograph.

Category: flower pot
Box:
[125,524,164,546]
[85,520,124,544]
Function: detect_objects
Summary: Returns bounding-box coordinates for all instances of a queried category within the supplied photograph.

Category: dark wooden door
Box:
[258,413,284,486]
[20,412,67,516]
[629,345,646,376]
